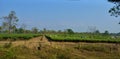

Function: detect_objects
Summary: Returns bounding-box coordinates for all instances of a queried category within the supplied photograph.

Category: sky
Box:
[0,0,120,33]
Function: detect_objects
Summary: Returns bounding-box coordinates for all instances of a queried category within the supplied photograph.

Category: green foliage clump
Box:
[0,51,16,59]
[0,45,16,59]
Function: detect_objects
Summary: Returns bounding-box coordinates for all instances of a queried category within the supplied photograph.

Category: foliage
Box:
[108,0,120,2]
[32,27,38,34]
[0,46,16,59]
[46,33,120,43]
[94,30,100,34]
[103,30,109,35]
[65,29,74,34]
[108,0,120,17]
[0,43,120,59]
[2,11,19,33]
[16,28,24,33]
[0,34,41,40]
[0,51,16,59]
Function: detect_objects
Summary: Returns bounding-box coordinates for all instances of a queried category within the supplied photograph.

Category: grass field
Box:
[0,42,120,59]
[0,34,120,59]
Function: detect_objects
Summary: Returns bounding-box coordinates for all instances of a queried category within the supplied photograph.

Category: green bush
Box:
[0,34,41,40]
[0,51,16,59]
[46,34,120,43]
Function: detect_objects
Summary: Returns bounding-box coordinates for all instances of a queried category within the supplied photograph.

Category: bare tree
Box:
[21,23,27,33]
[2,22,9,32]
[2,11,19,33]
[32,27,38,34]
[87,26,97,33]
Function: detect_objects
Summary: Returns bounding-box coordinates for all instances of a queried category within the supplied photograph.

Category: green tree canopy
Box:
[103,30,109,35]
[65,29,74,34]
[108,0,120,17]
[108,0,120,2]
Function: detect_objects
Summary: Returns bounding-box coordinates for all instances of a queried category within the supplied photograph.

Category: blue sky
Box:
[0,0,120,33]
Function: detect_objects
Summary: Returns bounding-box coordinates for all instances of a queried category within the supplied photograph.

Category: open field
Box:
[0,35,120,59]
[1,0,120,59]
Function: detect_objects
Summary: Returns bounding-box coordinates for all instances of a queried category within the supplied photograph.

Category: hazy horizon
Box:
[0,0,120,33]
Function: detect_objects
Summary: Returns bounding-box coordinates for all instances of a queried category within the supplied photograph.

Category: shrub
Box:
[0,50,16,59]
[3,42,12,48]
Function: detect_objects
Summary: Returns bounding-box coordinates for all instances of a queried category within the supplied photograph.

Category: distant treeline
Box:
[0,11,120,36]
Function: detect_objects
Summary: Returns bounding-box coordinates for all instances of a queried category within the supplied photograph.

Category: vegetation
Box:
[0,5,120,59]
[0,34,41,41]
[2,11,19,34]
[46,33,120,43]
[0,42,120,59]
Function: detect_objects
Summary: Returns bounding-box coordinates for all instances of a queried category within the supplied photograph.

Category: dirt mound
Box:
[0,36,51,49]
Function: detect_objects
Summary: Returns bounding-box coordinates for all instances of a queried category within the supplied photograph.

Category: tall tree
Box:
[2,22,8,32]
[2,11,19,33]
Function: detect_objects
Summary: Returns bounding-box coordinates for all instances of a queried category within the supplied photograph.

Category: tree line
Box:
[0,11,75,34]
[0,1,119,34]
[0,11,117,35]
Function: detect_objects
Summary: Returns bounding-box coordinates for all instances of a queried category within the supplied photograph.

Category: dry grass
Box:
[0,36,120,59]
